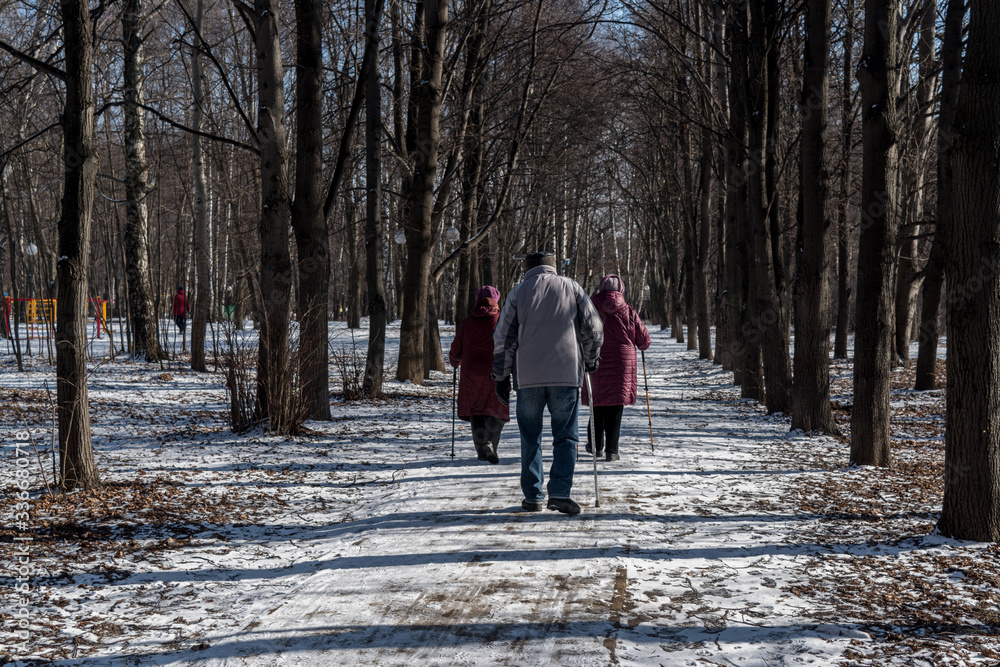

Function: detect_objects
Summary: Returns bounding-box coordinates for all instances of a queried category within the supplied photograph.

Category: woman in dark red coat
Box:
[583,275,651,461]
[449,285,510,463]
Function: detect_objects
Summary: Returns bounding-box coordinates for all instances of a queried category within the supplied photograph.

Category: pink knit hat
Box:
[599,275,624,293]
[476,285,501,302]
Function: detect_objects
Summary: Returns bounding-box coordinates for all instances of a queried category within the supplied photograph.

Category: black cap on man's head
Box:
[525,251,556,270]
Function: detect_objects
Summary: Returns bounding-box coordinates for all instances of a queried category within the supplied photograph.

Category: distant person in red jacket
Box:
[172,287,188,332]
[449,285,510,464]
[583,275,651,461]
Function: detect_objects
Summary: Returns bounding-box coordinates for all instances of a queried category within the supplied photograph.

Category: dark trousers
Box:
[174,315,186,332]
[587,405,624,455]
[470,415,504,453]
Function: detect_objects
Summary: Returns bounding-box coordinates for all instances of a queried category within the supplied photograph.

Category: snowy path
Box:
[165,331,860,667]
[15,325,992,666]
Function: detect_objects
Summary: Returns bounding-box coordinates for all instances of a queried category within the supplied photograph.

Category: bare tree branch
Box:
[0,38,66,81]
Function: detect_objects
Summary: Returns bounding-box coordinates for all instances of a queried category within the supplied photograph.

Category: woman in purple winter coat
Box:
[449,286,511,463]
[583,275,651,461]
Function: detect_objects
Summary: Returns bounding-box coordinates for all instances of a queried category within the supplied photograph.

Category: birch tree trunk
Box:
[121,0,164,362]
[190,0,210,372]
[57,0,100,490]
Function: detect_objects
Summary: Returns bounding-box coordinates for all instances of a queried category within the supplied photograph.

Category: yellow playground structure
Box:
[2,297,111,339]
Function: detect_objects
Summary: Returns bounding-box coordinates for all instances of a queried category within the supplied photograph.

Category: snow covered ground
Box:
[1,322,998,666]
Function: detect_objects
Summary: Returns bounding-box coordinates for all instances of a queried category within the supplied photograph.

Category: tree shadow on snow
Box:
[21,619,874,666]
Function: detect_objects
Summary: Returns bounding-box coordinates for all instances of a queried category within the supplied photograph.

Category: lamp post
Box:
[25,242,38,355]
[25,243,37,298]
[392,229,406,321]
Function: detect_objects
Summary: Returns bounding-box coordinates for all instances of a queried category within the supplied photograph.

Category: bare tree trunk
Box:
[363,0,387,398]
[678,60,698,353]
[834,0,855,360]
[57,0,100,490]
[695,134,713,361]
[255,0,293,426]
[424,287,445,376]
[939,0,1000,543]
[648,239,670,330]
[683,236,697,351]
[346,198,362,330]
[747,0,789,412]
[190,0,210,372]
[851,0,900,468]
[792,0,837,434]
[455,2,489,328]
[726,0,757,396]
[916,0,965,391]
[292,0,331,419]
[673,226,685,345]
[709,2,728,367]
[121,0,164,362]
[2,186,24,371]
[893,0,936,365]
[397,0,447,384]
[455,99,483,327]
[693,0,712,362]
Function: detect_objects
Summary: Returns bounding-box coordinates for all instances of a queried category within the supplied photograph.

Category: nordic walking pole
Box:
[450,367,457,459]
[584,371,600,508]
[641,348,654,453]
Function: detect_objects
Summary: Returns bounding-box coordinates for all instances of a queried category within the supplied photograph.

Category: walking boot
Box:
[546,497,581,515]
[521,499,544,512]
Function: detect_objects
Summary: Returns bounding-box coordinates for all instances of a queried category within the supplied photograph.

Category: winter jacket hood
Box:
[449,299,509,422]
[583,289,651,407]
[475,285,501,303]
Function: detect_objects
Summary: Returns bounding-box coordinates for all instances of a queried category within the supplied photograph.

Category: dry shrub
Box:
[222,310,324,435]
[222,321,257,434]
[330,329,365,400]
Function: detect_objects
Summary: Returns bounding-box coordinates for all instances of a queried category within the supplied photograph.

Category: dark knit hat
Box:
[525,251,556,270]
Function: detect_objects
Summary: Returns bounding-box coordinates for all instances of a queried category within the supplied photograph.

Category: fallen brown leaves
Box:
[0,476,278,563]
[784,358,1000,665]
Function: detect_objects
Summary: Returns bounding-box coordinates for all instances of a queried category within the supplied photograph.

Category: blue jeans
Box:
[516,386,579,501]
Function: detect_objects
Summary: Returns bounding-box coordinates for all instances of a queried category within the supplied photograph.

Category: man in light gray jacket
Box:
[492,252,604,515]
